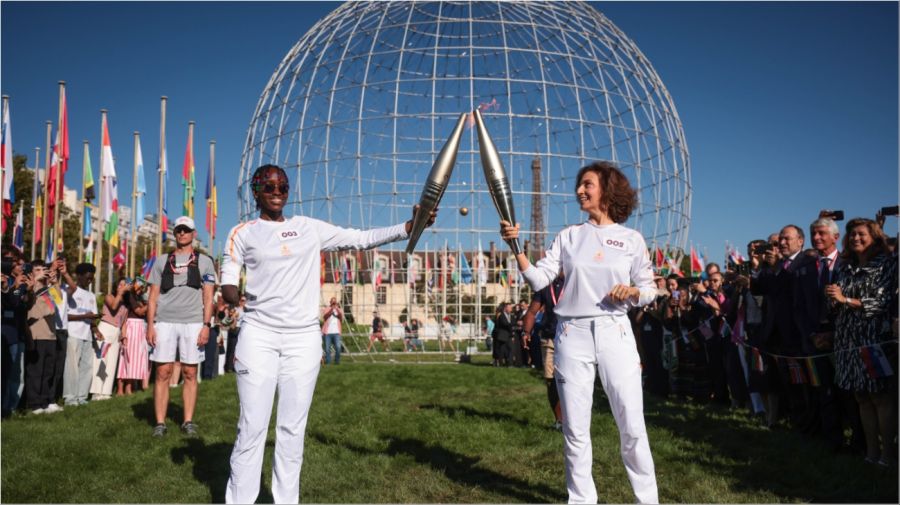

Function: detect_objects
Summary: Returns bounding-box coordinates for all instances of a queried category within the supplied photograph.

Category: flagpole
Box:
[97,109,107,293]
[41,120,52,259]
[129,131,139,277]
[51,81,65,261]
[186,120,195,219]
[156,96,167,257]
[208,139,215,254]
[78,141,88,263]
[1,96,7,242]
[30,146,40,260]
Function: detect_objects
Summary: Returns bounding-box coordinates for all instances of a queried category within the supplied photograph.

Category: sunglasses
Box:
[173,226,193,234]
[259,183,289,195]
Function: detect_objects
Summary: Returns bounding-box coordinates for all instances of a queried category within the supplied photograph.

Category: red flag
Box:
[690,246,703,277]
[320,252,326,286]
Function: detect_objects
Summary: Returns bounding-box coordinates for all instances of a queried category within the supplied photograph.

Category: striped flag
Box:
[85,232,94,264]
[372,249,382,290]
[181,127,195,218]
[140,250,156,279]
[751,348,765,372]
[134,137,146,223]
[690,245,703,278]
[860,344,894,379]
[82,148,95,238]
[1,98,14,235]
[100,114,119,248]
[788,358,806,385]
[13,205,24,251]
[204,156,217,238]
[805,357,821,387]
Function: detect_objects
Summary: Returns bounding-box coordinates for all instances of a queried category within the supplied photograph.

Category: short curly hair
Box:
[575,161,637,224]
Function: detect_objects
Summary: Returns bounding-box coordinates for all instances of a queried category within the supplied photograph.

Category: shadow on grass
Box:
[418,403,531,427]
[310,432,566,503]
[131,396,184,428]
[169,438,276,504]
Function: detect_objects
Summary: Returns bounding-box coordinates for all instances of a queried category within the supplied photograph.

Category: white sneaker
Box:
[45,404,64,413]
[32,408,47,415]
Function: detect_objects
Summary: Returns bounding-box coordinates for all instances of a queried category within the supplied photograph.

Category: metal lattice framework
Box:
[238,0,690,254]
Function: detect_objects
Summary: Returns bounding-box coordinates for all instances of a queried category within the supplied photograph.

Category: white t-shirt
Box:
[522,222,656,318]
[68,287,97,342]
[221,216,408,332]
[324,310,341,334]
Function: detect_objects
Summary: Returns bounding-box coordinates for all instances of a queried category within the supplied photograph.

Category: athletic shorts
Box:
[150,321,205,365]
[541,337,555,380]
[370,332,385,342]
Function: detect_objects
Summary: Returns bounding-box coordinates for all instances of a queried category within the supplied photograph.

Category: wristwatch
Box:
[204,322,214,329]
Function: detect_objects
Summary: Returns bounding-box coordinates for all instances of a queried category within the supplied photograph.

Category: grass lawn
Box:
[1,359,896,503]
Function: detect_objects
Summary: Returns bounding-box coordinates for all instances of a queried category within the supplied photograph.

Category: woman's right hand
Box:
[146,324,156,347]
[499,220,520,244]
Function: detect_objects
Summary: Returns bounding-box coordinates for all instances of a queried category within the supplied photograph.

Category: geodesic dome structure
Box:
[238,0,690,254]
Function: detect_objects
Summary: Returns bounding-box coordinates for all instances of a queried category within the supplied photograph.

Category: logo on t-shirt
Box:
[593,249,605,262]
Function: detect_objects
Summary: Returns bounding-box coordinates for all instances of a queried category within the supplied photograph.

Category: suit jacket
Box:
[493,312,513,343]
[752,250,820,356]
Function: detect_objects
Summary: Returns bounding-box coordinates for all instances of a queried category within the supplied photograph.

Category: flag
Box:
[860,344,894,379]
[805,357,821,387]
[787,359,807,384]
[34,188,43,245]
[204,156,217,238]
[85,232,94,264]
[372,249,382,290]
[134,137,146,224]
[320,252,326,286]
[665,249,683,277]
[181,127,195,218]
[426,249,434,292]
[140,250,156,279]
[477,239,487,286]
[1,98,14,233]
[13,205,24,251]
[100,114,119,248]
[355,250,363,285]
[690,245,703,278]
[158,130,169,241]
[654,247,665,275]
[331,252,340,283]
[408,254,418,286]
[499,269,508,288]
[113,241,126,270]
[751,347,765,372]
[44,91,69,223]
[731,308,745,345]
[459,249,473,284]
[340,254,349,285]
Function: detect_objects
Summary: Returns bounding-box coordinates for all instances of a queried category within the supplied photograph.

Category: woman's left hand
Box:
[608,284,638,303]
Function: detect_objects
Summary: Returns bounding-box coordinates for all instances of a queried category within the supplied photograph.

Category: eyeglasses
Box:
[261,183,289,195]
[173,226,193,235]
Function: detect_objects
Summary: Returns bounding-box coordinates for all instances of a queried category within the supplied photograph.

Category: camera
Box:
[818,209,844,221]
[22,263,33,275]
[879,205,899,217]
[753,243,773,256]
[1,260,13,276]
[734,263,752,276]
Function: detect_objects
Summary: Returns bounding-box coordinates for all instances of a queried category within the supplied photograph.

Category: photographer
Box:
[662,275,696,400]
[2,251,30,416]
[24,260,63,414]
[321,297,343,364]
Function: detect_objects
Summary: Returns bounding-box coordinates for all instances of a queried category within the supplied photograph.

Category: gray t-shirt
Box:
[148,252,217,323]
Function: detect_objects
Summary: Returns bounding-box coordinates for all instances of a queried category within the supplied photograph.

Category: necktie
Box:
[782,258,792,271]
[818,257,831,287]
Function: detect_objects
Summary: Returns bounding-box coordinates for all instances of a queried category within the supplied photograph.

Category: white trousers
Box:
[225,324,323,504]
[555,315,658,504]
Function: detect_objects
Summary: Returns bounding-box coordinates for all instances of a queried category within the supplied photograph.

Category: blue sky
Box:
[3,1,897,262]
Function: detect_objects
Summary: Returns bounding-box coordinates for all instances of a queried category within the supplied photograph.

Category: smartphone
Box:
[880,205,899,217]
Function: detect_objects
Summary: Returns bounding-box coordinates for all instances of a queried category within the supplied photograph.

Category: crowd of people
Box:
[0,217,246,432]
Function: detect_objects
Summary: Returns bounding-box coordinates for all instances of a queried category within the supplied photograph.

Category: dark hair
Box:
[74,263,96,275]
[30,260,47,268]
[705,262,720,274]
[251,164,288,209]
[666,274,680,282]
[575,161,637,223]
[841,218,890,262]
[781,224,805,241]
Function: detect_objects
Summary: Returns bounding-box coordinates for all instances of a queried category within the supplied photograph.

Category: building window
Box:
[376,286,387,305]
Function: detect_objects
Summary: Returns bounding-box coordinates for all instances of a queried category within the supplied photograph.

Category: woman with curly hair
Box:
[826,218,898,467]
[501,161,658,503]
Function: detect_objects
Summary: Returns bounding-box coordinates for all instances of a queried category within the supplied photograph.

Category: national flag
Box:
[181,127,195,218]
[44,92,69,223]
[134,137,146,224]
[320,252,326,286]
[408,253,418,286]
[787,358,807,384]
[113,241,126,270]
[85,232,94,264]
[860,344,894,379]
[690,245,703,278]
[330,252,339,283]
[355,250,363,285]
[13,205,24,251]
[372,249,382,290]
[1,98,14,233]
[805,357,821,387]
[698,320,714,340]
[499,269,508,288]
[751,348,765,372]
[140,250,156,279]
[158,131,169,241]
[340,254,349,285]
[204,156,217,238]
[426,250,434,292]
[477,239,487,286]
[34,188,43,245]
[82,148,95,239]
[666,249,683,277]
[731,308,745,345]
[459,249,473,284]
[654,247,665,275]
[100,115,120,248]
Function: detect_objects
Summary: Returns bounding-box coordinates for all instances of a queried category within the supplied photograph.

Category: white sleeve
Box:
[628,232,656,308]
[314,219,409,251]
[221,225,246,287]
[522,231,563,292]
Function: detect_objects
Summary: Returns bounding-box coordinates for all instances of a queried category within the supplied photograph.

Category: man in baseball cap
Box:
[146,215,216,438]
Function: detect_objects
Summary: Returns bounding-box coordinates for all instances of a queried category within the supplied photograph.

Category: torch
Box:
[472,108,522,255]
[405,112,468,254]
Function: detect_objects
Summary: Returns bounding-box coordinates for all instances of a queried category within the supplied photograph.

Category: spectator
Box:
[405,318,423,352]
[90,278,128,401]
[24,260,63,414]
[484,315,494,353]
[635,276,670,398]
[366,311,388,352]
[826,218,898,466]
[492,303,514,367]
[522,272,565,429]
[2,251,28,416]
[63,263,100,406]
[745,239,782,427]
[117,278,150,395]
[47,257,71,401]
[439,315,458,353]
[201,284,222,381]
[321,297,343,364]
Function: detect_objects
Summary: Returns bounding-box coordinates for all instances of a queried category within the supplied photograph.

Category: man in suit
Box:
[493,303,514,367]
[752,224,820,432]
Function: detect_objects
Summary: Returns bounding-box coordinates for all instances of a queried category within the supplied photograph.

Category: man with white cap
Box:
[146,216,216,437]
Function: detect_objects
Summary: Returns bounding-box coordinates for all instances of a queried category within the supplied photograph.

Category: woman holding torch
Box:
[500,161,658,504]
